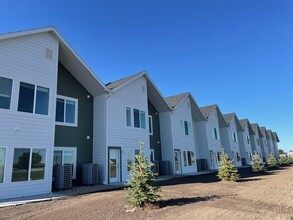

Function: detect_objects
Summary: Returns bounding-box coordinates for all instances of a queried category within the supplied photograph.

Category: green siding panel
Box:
[55,63,93,183]
[148,101,162,161]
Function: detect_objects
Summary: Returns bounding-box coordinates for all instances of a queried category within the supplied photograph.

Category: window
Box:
[127,150,133,172]
[181,120,192,136]
[217,152,221,162]
[148,116,153,135]
[150,149,155,162]
[247,136,251,144]
[12,148,47,182]
[232,132,238,143]
[53,147,77,179]
[126,107,131,127]
[18,82,50,115]
[183,151,187,166]
[212,128,218,140]
[249,153,253,161]
[133,109,146,129]
[186,151,195,166]
[257,138,260,145]
[0,148,6,183]
[55,96,78,126]
[0,77,12,110]
[235,152,241,162]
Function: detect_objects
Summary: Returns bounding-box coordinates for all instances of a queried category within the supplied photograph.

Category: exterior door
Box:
[174,150,181,175]
[109,149,120,183]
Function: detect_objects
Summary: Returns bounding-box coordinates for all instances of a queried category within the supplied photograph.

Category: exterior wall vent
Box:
[45,48,53,60]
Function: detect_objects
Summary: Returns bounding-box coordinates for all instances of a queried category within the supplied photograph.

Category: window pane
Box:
[65,100,76,123]
[140,111,146,129]
[126,107,131,127]
[64,150,74,165]
[187,151,192,166]
[134,109,140,128]
[191,151,195,165]
[31,149,46,180]
[12,148,30,182]
[35,86,49,115]
[148,116,153,134]
[53,150,63,166]
[214,128,218,139]
[184,121,189,135]
[56,98,65,122]
[183,151,187,166]
[0,148,6,183]
[18,82,35,113]
[127,150,133,172]
[0,77,12,110]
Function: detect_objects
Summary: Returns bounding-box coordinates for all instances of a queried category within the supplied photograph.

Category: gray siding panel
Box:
[54,63,93,183]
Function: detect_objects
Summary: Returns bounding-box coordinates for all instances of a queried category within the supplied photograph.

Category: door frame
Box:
[108,147,122,184]
[174,149,182,175]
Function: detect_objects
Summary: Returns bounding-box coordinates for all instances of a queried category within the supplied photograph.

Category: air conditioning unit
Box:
[54,164,72,190]
[82,163,99,185]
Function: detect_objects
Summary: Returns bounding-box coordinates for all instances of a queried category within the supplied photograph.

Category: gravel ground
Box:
[1,165,293,220]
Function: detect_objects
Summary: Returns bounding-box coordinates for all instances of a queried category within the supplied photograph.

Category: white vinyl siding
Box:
[232,132,238,143]
[212,127,218,140]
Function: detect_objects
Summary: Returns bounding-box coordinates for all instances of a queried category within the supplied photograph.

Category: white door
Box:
[174,150,181,175]
[109,149,120,183]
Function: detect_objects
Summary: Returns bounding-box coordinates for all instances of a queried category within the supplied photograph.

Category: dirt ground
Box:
[1,166,293,220]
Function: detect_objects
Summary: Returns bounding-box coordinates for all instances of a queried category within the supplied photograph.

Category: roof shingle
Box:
[199,105,217,119]
[165,92,190,108]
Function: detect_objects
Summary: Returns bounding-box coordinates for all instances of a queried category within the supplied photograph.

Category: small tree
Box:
[278,155,289,166]
[126,142,161,208]
[217,150,240,181]
[267,154,279,169]
[251,154,265,172]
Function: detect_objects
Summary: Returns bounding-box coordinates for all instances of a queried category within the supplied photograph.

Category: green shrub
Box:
[267,154,279,169]
[126,142,161,208]
[279,155,289,166]
[217,150,240,181]
[252,154,265,172]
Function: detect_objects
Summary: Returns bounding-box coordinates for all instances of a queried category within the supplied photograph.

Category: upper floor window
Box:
[257,138,260,145]
[232,132,238,143]
[180,120,192,136]
[133,109,146,129]
[55,96,78,127]
[148,115,153,135]
[247,136,251,144]
[18,82,49,115]
[212,127,218,140]
[0,77,12,110]
[126,107,131,127]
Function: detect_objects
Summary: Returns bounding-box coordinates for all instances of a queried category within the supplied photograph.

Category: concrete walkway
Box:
[0,168,239,208]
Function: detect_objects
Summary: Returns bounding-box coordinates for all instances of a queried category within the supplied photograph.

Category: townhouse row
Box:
[0,27,280,200]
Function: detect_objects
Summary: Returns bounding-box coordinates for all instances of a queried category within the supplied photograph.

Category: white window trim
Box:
[150,149,155,162]
[126,107,132,127]
[0,147,7,184]
[148,115,153,135]
[0,77,13,111]
[212,127,218,140]
[180,120,192,136]
[55,95,78,127]
[12,147,47,183]
[232,132,238,143]
[54,147,77,179]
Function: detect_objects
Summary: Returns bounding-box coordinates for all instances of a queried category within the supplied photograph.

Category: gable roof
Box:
[200,105,217,119]
[273,132,280,142]
[267,130,274,140]
[106,71,171,112]
[259,127,269,138]
[0,27,107,96]
[239,119,255,135]
[223,113,243,132]
[165,92,206,122]
[105,72,143,90]
[165,93,190,108]
[251,123,263,137]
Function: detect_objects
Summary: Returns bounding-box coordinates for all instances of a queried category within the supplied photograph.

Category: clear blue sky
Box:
[0,0,292,151]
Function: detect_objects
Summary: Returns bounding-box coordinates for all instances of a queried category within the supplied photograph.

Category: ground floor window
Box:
[0,148,6,183]
[183,151,196,166]
[53,147,77,179]
[12,148,46,182]
[235,152,241,162]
